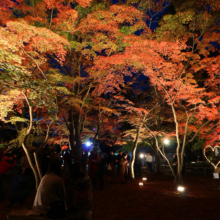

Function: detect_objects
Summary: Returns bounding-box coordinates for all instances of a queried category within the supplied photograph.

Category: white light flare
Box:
[177,186,185,192]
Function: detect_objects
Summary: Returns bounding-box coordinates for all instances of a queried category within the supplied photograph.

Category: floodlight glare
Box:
[142,177,147,181]
[139,182,144,186]
[85,141,92,147]
[177,186,185,192]
[140,153,144,158]
[164,139,170,145]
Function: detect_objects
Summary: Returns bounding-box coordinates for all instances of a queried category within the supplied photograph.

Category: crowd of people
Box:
[88,149,132,187]
[0,144,155,219]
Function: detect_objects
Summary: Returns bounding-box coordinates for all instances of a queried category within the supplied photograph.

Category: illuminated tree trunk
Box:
[131,115,146,179]
[35,120,54,180]
[145,125,176,180]
[152,140,161,173]
[22,93,40,189]
[34,152,42,180]
[131,126,142,179]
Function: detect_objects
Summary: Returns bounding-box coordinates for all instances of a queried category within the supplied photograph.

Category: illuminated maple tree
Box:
[1,0,220,184]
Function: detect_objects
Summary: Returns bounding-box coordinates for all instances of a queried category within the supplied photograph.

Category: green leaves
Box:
[191,138,205,152]
[7,116,29,125]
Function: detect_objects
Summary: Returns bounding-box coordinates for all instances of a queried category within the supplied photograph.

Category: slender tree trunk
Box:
[22,143,39,189]
[35,120,54,181]
[39,120,54,149]
[68,110,75,159]
[21,95,40,189]
[152,139,161,173]
[170,102,181,182]
[145,126,176,180]
[73,113,82,164]
[131,126,142,179]
[34,152,42,180]
[82,151,88,174]
[131,113,147,179]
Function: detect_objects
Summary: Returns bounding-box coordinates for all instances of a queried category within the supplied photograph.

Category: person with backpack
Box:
[66,163,93,220]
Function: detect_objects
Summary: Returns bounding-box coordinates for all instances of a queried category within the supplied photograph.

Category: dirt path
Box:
[92,174,220,220]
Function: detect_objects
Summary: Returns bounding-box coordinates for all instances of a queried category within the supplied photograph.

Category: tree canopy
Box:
[0,0,220,181]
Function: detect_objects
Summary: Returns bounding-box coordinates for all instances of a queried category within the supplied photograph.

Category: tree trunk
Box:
[68,110,75,159]
[21,98,40,189]
[35,119,54,181]
[34,152,42,180]
[73,114,82,164]
[145,125,176,180]
[131,126,142,179]
[152,139,161,173]
[82,151,88,174]
[22,143,39,189]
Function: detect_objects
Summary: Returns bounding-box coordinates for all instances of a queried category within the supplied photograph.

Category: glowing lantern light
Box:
[139,182,144,186]
[142,177,147,181]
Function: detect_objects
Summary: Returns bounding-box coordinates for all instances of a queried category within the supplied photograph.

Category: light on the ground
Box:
[139,182,143,186]
[177,186,185,192]
[140,153,144,158]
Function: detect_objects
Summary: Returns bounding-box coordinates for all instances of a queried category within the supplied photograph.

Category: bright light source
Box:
[139,182,143,186]
[142,177,147,181]
[60,156,63,158]
[85,141,92,147]
[191,162,195,163]
[140,153,144,158]
[177,186,185,192]
[164,139,170,145]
